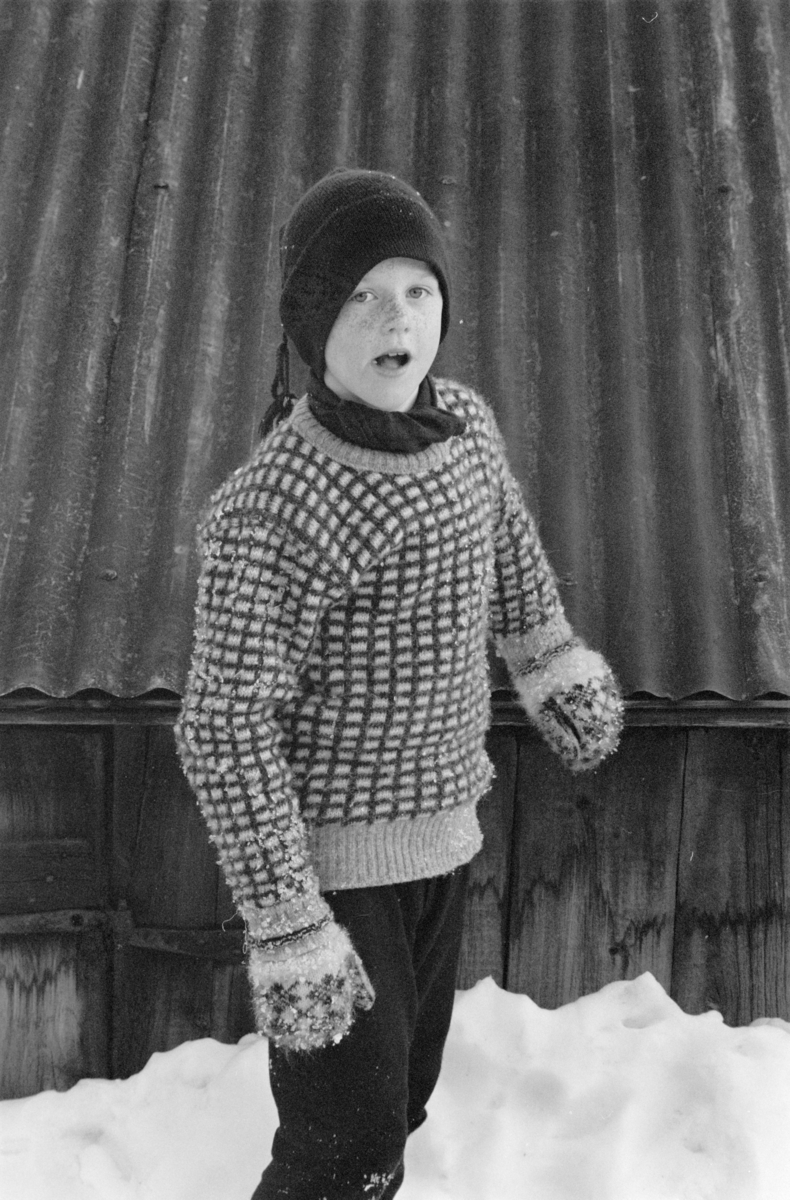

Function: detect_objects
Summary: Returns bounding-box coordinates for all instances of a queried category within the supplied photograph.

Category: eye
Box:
[350,289,375,304]
[408,285,432,298]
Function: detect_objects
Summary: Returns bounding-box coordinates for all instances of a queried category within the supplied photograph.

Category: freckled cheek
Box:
[342,311,380,339]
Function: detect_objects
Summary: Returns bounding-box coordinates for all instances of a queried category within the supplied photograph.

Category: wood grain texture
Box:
[0,930,107,1097]
[672,728,790,1023]
[112,947,253,1078]
[113,945,217,1077]
[113,727,228,928]
[0,726,108,913]
[507,728,686,1006]
[456,729,518,988]
[0,839,100,913]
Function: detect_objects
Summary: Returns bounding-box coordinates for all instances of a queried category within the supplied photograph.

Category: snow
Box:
[3,973,790,1200]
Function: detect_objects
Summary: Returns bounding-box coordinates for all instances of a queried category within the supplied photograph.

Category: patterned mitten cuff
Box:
[533,668,623,772]
[246,918,375,1051]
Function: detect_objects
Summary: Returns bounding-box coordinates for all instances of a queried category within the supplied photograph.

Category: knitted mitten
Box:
[504,637,624,772]
[532,670,623,772]
[246,918,375,1051]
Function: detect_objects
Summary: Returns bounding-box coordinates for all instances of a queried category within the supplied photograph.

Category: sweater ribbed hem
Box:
[310,803,483,891]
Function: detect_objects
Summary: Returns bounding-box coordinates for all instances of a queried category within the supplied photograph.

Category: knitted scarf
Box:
[306,372,466,452]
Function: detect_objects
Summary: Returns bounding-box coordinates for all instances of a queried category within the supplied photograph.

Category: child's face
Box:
[323,257,443,411]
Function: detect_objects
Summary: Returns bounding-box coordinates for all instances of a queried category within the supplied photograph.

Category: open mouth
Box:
[373,351,410,370]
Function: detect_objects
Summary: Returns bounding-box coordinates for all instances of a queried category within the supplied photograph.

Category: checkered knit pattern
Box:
[175,379,622,1042]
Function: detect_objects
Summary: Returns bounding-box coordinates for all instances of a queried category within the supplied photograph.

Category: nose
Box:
[384,294,409,329]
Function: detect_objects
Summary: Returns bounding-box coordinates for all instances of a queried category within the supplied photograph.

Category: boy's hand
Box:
[535,669,623,772]
[246,919,375,1051]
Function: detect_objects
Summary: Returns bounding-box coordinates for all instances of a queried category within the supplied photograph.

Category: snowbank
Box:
[3,973,790,1199]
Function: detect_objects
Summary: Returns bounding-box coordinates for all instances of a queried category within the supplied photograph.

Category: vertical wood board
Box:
[113,726,232,929]
[672,728,790,1024]
[456,728,518,988]
[507,729,686,1005]
[0,930,108,1098]
[0,726,109,913]
[112,947,252,1079]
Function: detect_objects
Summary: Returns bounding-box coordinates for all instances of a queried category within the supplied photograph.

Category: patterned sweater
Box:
[175,380,618,948]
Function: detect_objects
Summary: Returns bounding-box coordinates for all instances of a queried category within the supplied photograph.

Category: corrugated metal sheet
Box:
[1,0,788,700]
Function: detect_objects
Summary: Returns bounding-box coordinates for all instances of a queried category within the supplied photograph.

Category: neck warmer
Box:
[306,373,466,453]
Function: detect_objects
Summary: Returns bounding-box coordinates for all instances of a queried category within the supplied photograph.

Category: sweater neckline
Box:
[288,394,462,476]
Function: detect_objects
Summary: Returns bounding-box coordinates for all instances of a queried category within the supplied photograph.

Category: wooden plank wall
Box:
[0,726,111,1094]
[1,717,789,1098]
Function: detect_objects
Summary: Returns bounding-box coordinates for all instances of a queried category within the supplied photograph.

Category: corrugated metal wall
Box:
[1,0,788,700]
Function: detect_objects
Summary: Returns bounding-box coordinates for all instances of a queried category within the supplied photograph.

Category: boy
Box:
[175,168,623,1200]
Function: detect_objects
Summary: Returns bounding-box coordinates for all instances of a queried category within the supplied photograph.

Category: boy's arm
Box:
[175,513,373,1049]
[487,420,623,771]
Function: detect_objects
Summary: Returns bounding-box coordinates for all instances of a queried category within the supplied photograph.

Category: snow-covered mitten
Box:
[246,918,375,1051]
[505,637,624,772]
[532,666,623,772]
[535,672,619,772]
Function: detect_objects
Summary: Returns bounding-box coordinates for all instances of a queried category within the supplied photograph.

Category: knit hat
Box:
[263,169,451,433]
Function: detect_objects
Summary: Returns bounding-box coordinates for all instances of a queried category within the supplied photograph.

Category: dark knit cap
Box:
[279,168,451,375]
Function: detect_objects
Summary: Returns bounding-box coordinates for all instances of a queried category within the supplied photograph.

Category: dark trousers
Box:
[251,866,469,1200]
